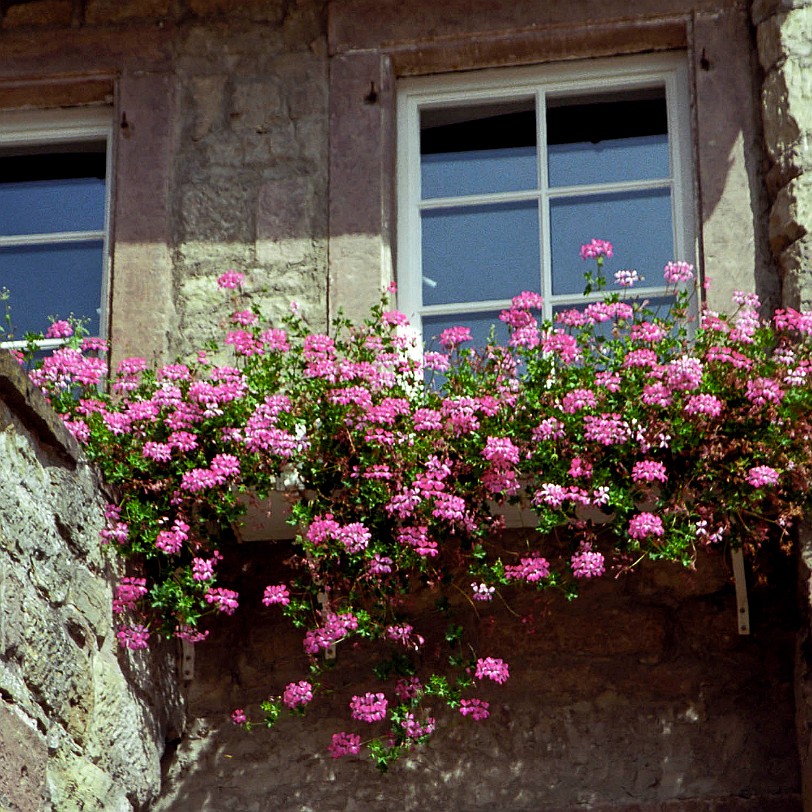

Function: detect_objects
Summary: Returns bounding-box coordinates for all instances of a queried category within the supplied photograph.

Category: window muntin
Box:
[0,108,111,348]
[397,54,695,347]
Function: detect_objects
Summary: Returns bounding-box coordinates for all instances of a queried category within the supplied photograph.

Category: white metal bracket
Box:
[181,639,195,680]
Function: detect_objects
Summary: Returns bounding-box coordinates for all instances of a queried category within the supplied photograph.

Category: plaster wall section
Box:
[753,0,812,309]
[0,352,183,811]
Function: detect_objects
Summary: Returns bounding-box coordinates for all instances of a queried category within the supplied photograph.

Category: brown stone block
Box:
[560,606,667,657]
[84,0,171,24]
[329,0,698,56]
[0,79,113,112]
[0,26,173,75]
[623,551,731,604]
[2,0,73,28]
[188,0,285,23]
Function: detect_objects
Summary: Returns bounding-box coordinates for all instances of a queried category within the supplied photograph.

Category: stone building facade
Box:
[0,0,811,809]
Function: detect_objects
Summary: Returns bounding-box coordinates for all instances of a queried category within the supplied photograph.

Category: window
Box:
[0,107,112,349]
[396,54,695,346]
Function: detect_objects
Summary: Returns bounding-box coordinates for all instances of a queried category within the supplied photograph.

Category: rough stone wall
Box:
[753,8,812,801]
[152,539,801,812]
[753,0,812,309]
[170,2,329,359]
[0,352,183,812]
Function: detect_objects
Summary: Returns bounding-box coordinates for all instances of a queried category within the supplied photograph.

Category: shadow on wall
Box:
[151,539,801,812]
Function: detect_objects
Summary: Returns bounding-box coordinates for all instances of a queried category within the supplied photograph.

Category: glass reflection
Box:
[0,241,104,336]
[422,201,540,306]
[549,189,673,296]
[0,150,106,237]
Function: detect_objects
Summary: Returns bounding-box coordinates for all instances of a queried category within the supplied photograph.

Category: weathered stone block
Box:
[1,0,73,28]
[267,53,327,120]
[769,175,812,253]
[256,176,322,260]
[188,74,228,141]
[82,649,165,807]
[84,0,171,24]
[0,702,47,812]
[0,342,180,809]
[237,124,300,166]
[752,0,812,26]
[181,179,256,243]
[757,9,812,71]
[19,597,91,729]
[778,239,812,309]
[48,750,126,812]
[230,78,286,129]
[68,566,113,643]
[189,0,286,21]
[762,59,812,168]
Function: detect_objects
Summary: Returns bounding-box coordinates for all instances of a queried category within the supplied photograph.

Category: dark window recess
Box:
[547,97,667,145]
[0,147,106,184]
[421,110,536,155]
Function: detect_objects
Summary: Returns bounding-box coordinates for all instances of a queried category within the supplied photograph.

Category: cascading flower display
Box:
[20,241,812,770]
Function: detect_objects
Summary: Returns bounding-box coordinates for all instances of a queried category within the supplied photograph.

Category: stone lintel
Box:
[386,17,688,77]
[0,74,114,110]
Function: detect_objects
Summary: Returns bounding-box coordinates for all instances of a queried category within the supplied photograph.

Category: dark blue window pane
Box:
[546,93,669,187]
[549,189,674,296]
[422,201,540,306]
[421,104,537,198]
[0,150,106,236]
[548,134,669,187]
[422,147,537,199]
[0,178,105,236]
[0,241,104,337]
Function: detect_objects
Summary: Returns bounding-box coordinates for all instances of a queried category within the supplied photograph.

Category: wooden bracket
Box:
[731,547,750,635]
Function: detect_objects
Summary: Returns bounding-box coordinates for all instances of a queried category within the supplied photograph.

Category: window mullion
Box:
[538,87,553,322]
[418,188,540,211]
[0,231,105,248]
[547,177,673,199]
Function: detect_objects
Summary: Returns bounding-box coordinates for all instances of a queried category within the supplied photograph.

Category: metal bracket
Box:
[181,639,195,680]
[731,547,750,635]
[316,591,337,660]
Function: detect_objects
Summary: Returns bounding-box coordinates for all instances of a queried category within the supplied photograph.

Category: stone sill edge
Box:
[0,349,82,465]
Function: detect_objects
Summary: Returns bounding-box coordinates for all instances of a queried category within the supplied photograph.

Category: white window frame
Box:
[0,106,113,350]
[396,52,696,338]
